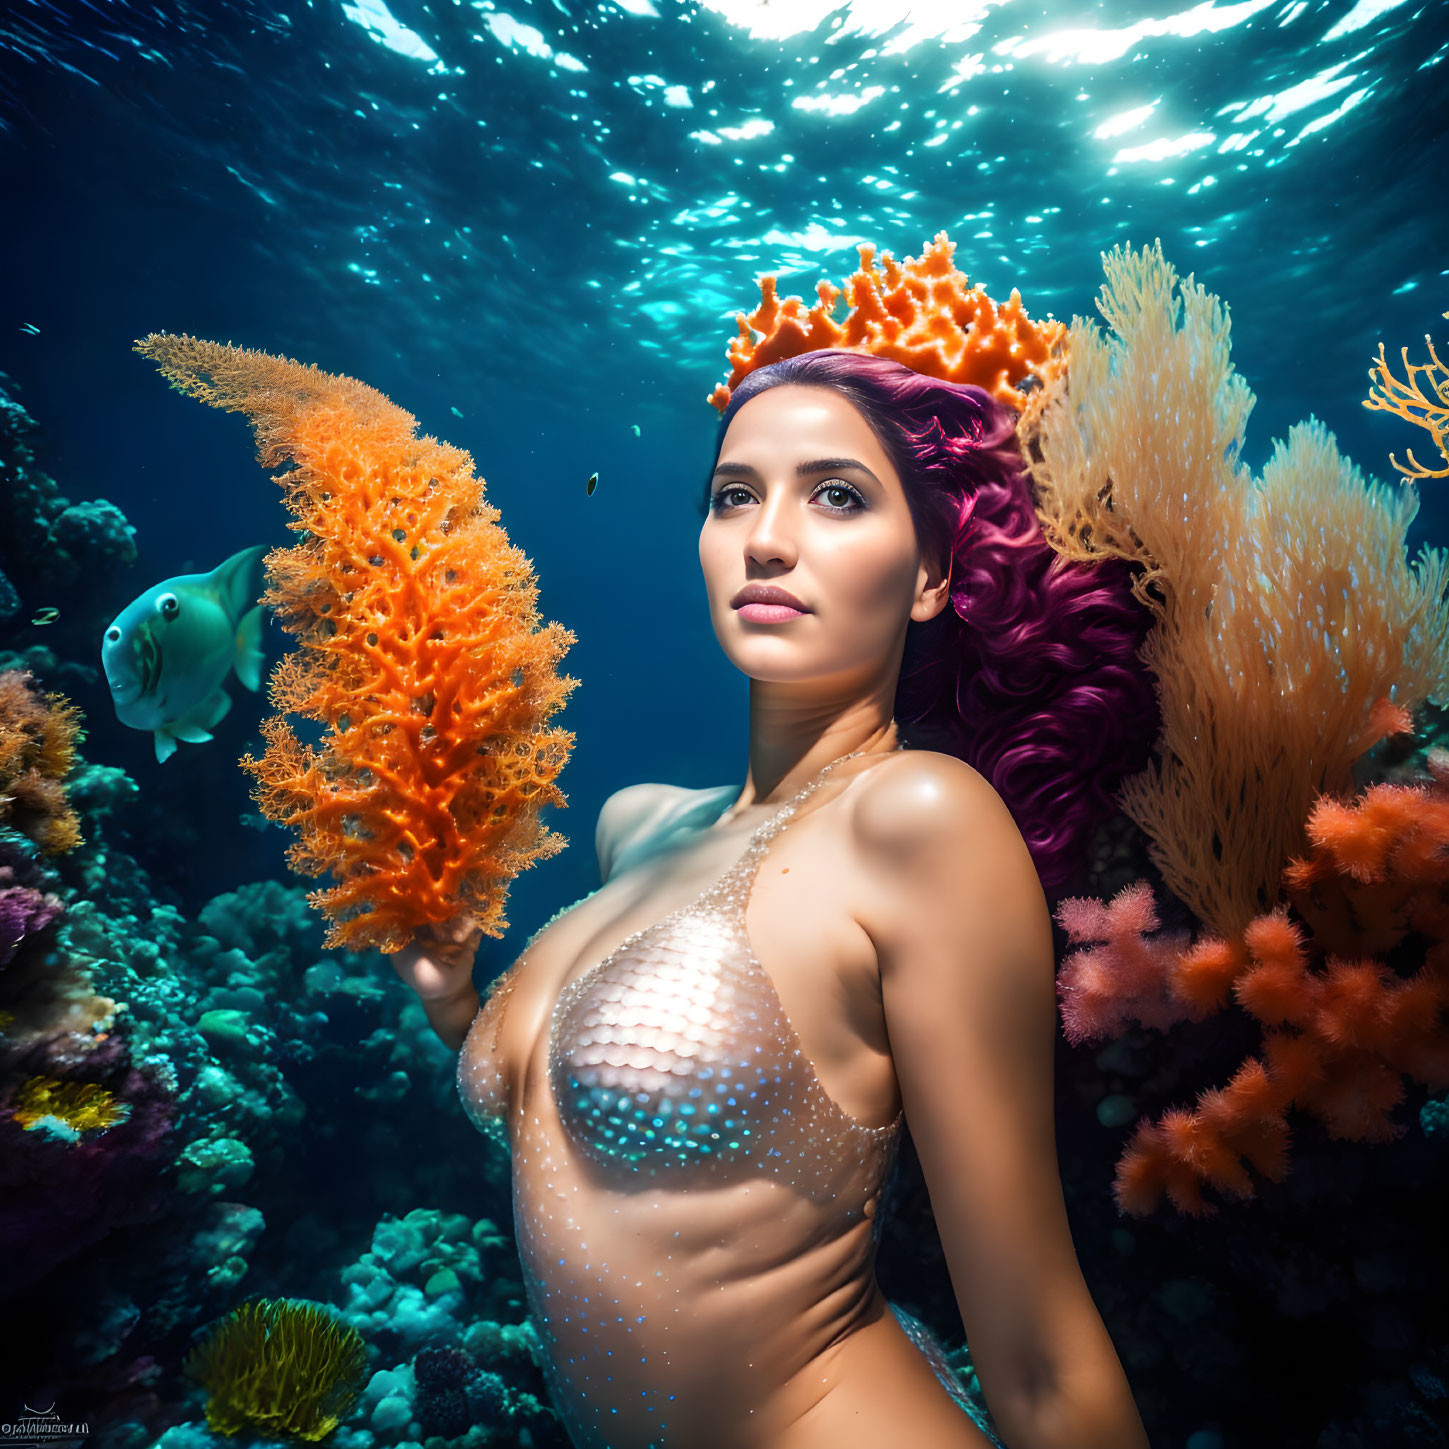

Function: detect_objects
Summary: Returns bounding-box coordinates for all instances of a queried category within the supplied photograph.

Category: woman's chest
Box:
[490,801,901,1136]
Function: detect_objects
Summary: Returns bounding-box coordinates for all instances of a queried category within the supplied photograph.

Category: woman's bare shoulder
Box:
[596,781,736,883]
[851,749,1012,853]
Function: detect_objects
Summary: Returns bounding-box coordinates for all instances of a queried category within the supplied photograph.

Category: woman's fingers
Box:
[391,915,481,1001]
[439,913,482,948]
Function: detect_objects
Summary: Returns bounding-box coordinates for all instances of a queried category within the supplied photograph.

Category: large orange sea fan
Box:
[134,335,579,953]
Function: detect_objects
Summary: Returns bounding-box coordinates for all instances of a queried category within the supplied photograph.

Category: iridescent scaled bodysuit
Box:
[457,749,1000,1449]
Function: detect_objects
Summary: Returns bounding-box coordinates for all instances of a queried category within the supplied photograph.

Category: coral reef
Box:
[0,372,579,1449]
[1018,241,1449,937]
[0,677,127,1055]
[1364,310,1449,480]
[0,668,177,1303]
[1053,749,1449,1216]
[11,1074,127,1133]
[0,1028,178,1297]
[0,371,138,623]
[1055,881,1200,1047]
[0,864,62,967]
[708,230,1065,413]
[128,1206,562,1449]
[133,334,579,953]
[184,1296,368,1440]
[413,1346,479,1439]
[0,668,85,855]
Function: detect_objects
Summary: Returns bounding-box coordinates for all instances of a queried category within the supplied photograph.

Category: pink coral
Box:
[1054,881,1202,1044]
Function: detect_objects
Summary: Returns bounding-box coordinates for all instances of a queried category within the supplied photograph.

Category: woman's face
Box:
[700,383,947,689]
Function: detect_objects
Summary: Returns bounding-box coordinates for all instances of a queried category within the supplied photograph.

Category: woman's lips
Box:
[736,602,807,622]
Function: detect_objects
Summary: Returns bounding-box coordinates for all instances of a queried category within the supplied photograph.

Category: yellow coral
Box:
[12,1076,126,1132]
[1018,241,1449,936]
[133,335,579,953]
[184,1297,368,1441]
[1363,311,1449,480]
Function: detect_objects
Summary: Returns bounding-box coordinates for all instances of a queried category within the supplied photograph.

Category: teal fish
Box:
[101,544,268,764]
[586,471,598,496]
[630,424,641,437]
[19,323,40,336]
[450,405,464,417]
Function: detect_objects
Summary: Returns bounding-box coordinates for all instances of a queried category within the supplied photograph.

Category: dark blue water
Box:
[2,2,1448,1446]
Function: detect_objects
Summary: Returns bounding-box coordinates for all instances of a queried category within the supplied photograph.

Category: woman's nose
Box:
[744,496,798,565]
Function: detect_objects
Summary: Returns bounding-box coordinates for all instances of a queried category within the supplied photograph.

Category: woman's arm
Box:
[420,979,481,1052]
[856,753,1150,1449]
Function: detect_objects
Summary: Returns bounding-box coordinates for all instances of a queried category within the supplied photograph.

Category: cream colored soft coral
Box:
[1018,241,1449,936]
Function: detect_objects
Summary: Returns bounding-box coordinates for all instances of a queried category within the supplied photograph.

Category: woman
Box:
[394,350,1155,1449]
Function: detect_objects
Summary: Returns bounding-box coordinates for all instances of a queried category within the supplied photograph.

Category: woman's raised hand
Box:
[391,913,483,1003]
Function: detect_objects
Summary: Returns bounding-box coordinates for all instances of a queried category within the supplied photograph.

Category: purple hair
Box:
[712,349,1159,897]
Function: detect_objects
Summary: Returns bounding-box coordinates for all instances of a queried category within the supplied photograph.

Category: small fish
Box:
[630,424,641,437]
[19,323,40,336]
[586,472,598,496]
[450,406,464,418]
[101,544,268,764]
[30,607,60,626]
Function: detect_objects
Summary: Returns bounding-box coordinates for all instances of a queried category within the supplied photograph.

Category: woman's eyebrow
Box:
[711,457,881,483]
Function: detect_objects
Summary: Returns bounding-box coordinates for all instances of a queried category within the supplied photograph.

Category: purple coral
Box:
[0,866,63,966]
[414,1346,479,1438]
[0,1031,177,1298]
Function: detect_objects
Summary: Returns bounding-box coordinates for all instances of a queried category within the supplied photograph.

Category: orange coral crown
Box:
[707,230,1067,414]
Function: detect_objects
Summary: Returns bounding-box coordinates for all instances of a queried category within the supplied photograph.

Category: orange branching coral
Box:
[707,231,1066,414]
[1059,754,1449,1216]
[0,669,84,855]
[1020,241,1449,937]
[1364,311,1449,481]
[134,334,579,953]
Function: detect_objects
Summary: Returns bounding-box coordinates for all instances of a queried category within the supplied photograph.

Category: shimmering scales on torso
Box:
[460,751,902,1183]
[549,900,845,1176]
[455,750,909,1449]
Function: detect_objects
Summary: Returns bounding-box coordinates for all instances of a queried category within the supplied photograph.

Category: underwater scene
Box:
[1,0,1448,1446]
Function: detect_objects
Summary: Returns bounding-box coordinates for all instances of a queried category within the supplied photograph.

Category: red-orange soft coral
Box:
[1057,759,1449,1217]
[134,335,579,954]
[0,669,84,855]
[707,231,1066,414]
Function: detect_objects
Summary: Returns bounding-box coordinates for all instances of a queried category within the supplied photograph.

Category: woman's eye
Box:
[815,482,864,512]
[710,484,753,510]
[708,481,864,513]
